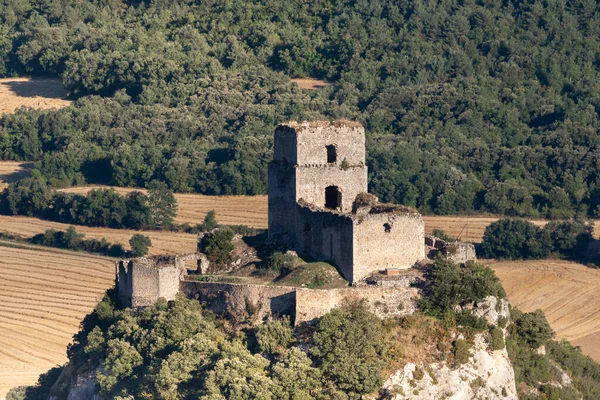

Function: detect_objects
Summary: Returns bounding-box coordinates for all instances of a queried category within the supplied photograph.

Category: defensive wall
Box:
[179,279,419,325]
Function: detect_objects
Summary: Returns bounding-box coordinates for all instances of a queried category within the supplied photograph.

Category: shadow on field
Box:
[0,162,34,183]
[2,79,68,99]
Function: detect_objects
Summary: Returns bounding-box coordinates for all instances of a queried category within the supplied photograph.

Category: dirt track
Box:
[488,259,600,362]
[0,242,114,398]
[0,78,72,116]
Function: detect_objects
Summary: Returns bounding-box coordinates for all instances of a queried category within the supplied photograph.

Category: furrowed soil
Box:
[487,259,600,362]
[0,78,72,116]
[0,242,114,398]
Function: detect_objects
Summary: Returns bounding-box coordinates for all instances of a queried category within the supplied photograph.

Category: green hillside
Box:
[2,0,600,217]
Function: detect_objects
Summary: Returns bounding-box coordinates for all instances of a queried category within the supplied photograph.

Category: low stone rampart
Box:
[180,281,296,323]
[180,280,419,326]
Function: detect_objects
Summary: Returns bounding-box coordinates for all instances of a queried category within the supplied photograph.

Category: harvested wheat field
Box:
[0,78,72,116]
[0,215,198,256]
[488,259,600,362]
[0,161,33,191]
[0,242,114,398]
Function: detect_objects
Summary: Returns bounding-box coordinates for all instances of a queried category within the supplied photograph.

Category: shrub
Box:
[202,210,218,231]
[199,228,235,265]
[481,218,551,259]
[266,251,296,272]
[129,234,152,257]
[514,310,555,348]
[488,326,505,351]
[420,258,506,317]
[453,339,470,365]
[432,229,454,242]
[312,301,385,395]
[256,316,295,354]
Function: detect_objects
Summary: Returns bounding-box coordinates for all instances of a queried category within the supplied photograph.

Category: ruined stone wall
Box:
[295,165,367,213]
[295,286,419,325]
[268,162,297,240]
[352,212,425,282]
[294,203,355,281]
[116,257,186,308]
[275,121,366,166]
[130,264,160,307]
[180,281,296,323]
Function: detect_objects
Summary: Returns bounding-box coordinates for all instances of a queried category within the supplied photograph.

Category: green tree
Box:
[147,180,177,227]
[481,219,552,260]
[129,234,152,257]
[202,210,218,231]
[311,302,384,396]
[199,228,235,265]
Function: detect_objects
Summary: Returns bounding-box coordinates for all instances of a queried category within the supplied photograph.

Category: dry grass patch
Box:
[0,242,114,398]
[0,77,72,116]
[487,259,600,362]
[290,78,332,90]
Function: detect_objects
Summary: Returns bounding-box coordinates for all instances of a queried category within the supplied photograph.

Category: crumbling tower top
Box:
[273,120,366,167]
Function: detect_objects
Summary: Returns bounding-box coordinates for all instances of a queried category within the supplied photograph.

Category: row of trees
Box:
[2,0,600,216]
[480,218,594,260]
[0,177,177,229]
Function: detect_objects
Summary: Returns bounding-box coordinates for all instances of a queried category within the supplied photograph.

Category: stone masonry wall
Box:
[181,281,296,323]
[352,212,425,282]
[180,281,419,326]
[294,203,355,281]
[295,285,420,325]
[295,165,367,213]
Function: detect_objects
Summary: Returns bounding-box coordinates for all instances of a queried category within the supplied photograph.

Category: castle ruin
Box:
[268,121,425,283]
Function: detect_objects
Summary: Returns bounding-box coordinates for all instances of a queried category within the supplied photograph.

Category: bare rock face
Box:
[383,333,518,399]
[472,296,510,326]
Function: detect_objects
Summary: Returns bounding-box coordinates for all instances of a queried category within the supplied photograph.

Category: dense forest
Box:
[2,0,600,217]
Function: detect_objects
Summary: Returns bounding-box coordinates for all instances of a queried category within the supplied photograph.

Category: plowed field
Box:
[0,78,71,116]
[488,259,600,362]
[0,242,114,398]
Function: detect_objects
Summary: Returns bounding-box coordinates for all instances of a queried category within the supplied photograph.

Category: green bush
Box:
[199,228,235,265]
[420,258,506,317]
[488,326,505,351]
[432,229,454,242]
[256,316,295,354]
[312,301,385,395]
[266,251,296,272]
[481,219,551,260]
[202,210,218,232]
[514,310,555,349]
[453,339,470,365]
[129,234,152,257]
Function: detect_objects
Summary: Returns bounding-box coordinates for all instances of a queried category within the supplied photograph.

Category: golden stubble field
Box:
[488,259,600,362]
[0,78,72,116]
[0,242,114,398]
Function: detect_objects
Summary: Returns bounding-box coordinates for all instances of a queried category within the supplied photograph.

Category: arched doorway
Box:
[325,186,342,210]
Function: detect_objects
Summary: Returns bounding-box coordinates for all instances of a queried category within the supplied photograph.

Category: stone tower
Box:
[268,121,368,242]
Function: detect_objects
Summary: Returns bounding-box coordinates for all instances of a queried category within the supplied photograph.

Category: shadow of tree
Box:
[2,79,68,99]
[0,162,34,183]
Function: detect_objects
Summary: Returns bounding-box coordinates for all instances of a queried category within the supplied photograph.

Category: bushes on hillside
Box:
[420,258,506,318]
[481,218,593,260]
[311,301,385,395]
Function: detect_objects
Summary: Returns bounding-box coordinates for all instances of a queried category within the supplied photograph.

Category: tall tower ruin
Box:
[268,120,425,283]
[268,121,367,240]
